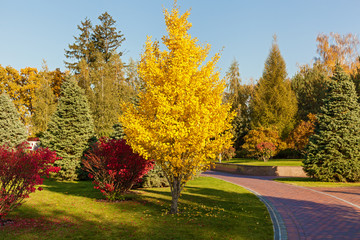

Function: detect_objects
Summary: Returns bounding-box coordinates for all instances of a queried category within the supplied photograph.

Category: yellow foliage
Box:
[0,65,42,127]
[286,113,316,152]
[0,63,66,134]
[317,33,360,75]
[120,4,234,184]
[242,127,286,158]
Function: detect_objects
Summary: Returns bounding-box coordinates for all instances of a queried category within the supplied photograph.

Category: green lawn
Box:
[224,158,302,166]
[1,177,273,240]
[274,177,360,187]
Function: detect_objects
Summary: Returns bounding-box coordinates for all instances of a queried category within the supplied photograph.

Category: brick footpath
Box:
[202,171,360,240]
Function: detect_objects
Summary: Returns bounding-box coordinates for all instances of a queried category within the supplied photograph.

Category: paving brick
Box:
[202,171,360,240]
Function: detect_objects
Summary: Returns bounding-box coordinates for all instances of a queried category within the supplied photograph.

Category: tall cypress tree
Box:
[41,78,94,180]
[250,37,297,138]
[0,93,27,147]
[304,64,360,182]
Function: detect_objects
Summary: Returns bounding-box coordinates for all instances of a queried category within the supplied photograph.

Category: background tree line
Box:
[225,33,360,162]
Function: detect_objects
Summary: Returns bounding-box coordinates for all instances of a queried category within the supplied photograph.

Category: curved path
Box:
[202,171,360,240]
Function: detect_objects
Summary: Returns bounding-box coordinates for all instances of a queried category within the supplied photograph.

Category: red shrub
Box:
[255,142,276,162]
[0,143,60,220]
[83,138,153,201]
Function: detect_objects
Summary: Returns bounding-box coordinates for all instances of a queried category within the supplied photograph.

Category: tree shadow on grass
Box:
[0,204,139,240]
[40,178,104,199]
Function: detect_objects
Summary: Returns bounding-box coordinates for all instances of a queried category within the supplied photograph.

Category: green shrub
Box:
[138,163,169,188]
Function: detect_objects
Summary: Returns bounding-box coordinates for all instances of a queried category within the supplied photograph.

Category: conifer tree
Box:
[41,78,94,180]
[65,12,125,72]
[304,64,360,182]
[92,12,125,62]
[225,59,252,149]
[250,37,297,138]
[0,93,27,147]
[66,13,131,137]
[64,18,94,72]
[292,62,329,121]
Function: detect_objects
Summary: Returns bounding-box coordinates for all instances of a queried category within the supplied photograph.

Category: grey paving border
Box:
[241,185,288,240]
[203,174,288,240]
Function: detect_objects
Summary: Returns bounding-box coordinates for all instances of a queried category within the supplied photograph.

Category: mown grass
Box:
[224,158,302,166]
[1,177,273,240]
[275,177,360,187]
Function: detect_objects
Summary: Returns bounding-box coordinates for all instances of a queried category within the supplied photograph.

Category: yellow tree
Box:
[120,3,233,214]
[0,66,41,126]
[317,33,360,75]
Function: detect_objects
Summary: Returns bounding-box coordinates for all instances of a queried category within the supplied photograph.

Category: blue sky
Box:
[1,0,360,84]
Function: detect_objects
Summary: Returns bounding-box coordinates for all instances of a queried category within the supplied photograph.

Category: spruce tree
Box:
[304,64,360,182]
[291,62,329,121]
[250,37,297,138]
[0,93,27,147]
[41,77,94,180]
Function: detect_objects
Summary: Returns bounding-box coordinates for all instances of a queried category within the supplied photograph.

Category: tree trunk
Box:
[170,177,181,214]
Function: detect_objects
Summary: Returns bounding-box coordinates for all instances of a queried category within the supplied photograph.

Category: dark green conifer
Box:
[41,77,94,180]
[0,93,27,147]
[304,64,360,182]
[92,12,125,62]
[64,18,95,72]
[291,62,329,121]
[64,12,125,72]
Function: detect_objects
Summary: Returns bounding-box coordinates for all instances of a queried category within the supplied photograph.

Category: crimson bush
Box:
[256,142,276,162]
[83,138,153,201]
[0,143,60,220]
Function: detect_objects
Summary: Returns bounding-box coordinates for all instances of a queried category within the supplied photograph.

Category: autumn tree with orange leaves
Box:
[0,64,66,135]
[316,32,360,75]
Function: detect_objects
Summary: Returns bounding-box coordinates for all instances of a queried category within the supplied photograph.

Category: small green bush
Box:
[138,163,169,188]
